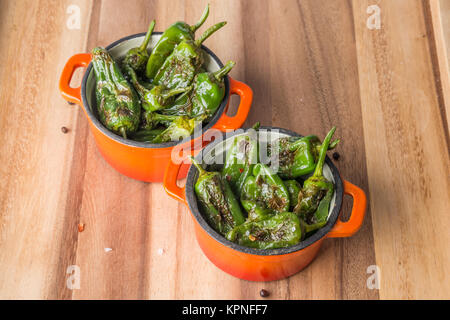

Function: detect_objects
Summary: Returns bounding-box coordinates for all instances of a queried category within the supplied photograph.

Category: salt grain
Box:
[104,248,113,252]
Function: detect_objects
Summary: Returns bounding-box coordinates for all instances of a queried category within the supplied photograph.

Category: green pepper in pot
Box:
[153,21,227,90]
[226,212,302,249]
[221,122,259,195]
[240,200,273,221]
[145,4,210,80]
[92,47,141,139]
[294,127,337,226]
[131,128,165,142]
[125,65,192,112]
[284,179,301,209]
[241,163,290,213]
[123,20,156,73]
[151,115,204,143]
[140,111,178,130]
[190,156,245,235]
[270,133,339,179]
[161,61,235,118]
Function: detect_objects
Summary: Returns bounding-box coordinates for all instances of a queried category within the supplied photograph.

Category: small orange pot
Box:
[164,127,367,281]
[59,33,253,182]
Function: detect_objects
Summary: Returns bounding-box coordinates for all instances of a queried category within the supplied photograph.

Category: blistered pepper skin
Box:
[226,212,302,249]
[160,61,232,119]
[191,157,245,235]
[125,65,191,113]
[222,128,258,195]
[145,4,210,80]
[294,127,337,225]
[254,164,290,212]
[153,22,227,90]
[150,116,198,143]
[123,20,155,73]
[92,47,141,138]
[270,135,339,179]
[284,179,301,209]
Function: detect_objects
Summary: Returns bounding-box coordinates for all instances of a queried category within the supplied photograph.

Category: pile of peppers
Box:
[191,126,340,250]
[91,4,234,142]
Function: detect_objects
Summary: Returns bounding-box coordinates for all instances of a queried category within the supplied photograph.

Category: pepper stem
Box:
[189,156,207,176]
[126,65,149,95]
[120,127,127,139]
[195,21,227,46]
[213,61,235,81]
[154,113,178,122]
[329,139,340,149]
[139,20,156,52]
[161,85,192,99]
[313,127,336,177]
[251,122,261,130]
[191,4,210,32]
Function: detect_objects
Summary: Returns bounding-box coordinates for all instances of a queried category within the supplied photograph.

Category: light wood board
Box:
[0,0,448,299]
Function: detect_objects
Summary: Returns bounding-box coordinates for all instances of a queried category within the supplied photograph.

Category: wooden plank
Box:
[242,0,379,300]
[0,0,93,299]
[352,0,450,299]
[427,0,450,139]
[0,0,448,300]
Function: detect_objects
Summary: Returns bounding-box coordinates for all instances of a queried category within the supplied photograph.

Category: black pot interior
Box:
[186,127,344,256]
[80,32,230,149]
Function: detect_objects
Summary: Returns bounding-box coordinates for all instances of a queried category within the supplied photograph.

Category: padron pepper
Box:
[162,61,235,119]
[145,4,210,80]
[131,128,164,142]
[270,133,339,179]
[240,200,273,221]
[151,115,204,143]
[126,65,191,112]
[123,20,156,73]
[92,47,141,139]
[140,111,178,130]
[190,157,245,235]
[226,212,302,249]
[294,127,337,226]
[153,21,227,90]
[221,124,259,195]
[241,163,290,213]
[284,179,301,209]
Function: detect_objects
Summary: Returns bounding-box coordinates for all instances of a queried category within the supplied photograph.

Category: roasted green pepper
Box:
[284,179,301,209]
[145,4,210,80]
[162,61,235,118]
[126,65,191,112]
[131,128,165,142]
[226,212,302,249]
[123,20,155,73]
[151,116,202,143]
[153,21,227,90]
[190,156,245,235]
[294,127,336,225]
[241,164,290,213]
[221,126,259,195]
[240,200,273,221]
[92,47,141,138]
[140,111,178,130]
[270,133,339,179]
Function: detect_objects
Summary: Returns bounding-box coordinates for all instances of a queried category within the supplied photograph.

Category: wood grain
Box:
[353,0,450,299]
[0,0,448,299]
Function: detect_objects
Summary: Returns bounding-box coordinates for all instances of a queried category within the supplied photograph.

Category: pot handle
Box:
[212,77,253,132]
[59,53,92,105]
[327,180,367,238]
[164,157,188,206]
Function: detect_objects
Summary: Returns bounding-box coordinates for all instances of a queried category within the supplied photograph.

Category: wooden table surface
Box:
[0,0,449,300]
